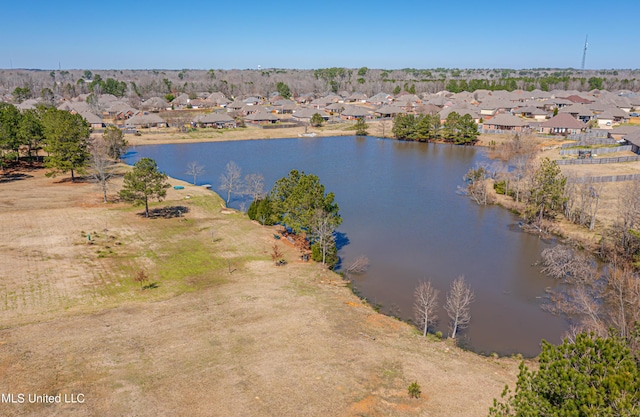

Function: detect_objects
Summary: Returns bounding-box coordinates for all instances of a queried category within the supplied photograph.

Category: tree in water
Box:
[185,161,205,185]
[219,161,244,206]
[414,280,439,337]
[444,276,474,339]
[525,157,567,226]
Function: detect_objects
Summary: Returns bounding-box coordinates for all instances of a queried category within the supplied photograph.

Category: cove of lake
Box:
[125,135,567,357]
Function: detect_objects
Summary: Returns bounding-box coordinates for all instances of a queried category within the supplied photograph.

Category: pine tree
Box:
[119,158,170,218]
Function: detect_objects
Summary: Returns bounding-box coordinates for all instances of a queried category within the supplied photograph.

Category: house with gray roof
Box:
[126,113,167,128]
[292,108,329,123]
[438,107,480,123]
[193,112,236,129]
[346,92,367,103]
[79,111,104,129]
[482,113,529,132]
[367,93,393,105]
[140,97,168,111]
[560,103,594,122]
[622,131,640,154]
[340,105,372,120]
[540,113,585,135]
[375,105,406,118]
[244,110,279,124]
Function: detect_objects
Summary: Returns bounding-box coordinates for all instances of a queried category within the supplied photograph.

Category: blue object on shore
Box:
[173,185,184,190]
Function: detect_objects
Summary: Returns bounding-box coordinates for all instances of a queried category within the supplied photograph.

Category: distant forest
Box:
[1,68,639,101]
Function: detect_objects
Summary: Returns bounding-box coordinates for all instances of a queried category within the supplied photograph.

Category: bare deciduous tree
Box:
[414,280,439,337]
[185,161,205,185]
[345,255,370,278]
[310,208,338,265]
[540,245,598,284]
[445,275,474,339]
[88,136,116,203]
[219,161,243,206]
[463,162,494,205]
[244,173,265,201]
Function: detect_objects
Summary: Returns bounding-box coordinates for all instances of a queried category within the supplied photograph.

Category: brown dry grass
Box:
[0,164,521,417]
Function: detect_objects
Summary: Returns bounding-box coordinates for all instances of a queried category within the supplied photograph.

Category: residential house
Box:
[609,125,640,142]
[79,111,104,129]
[375,105,406,118]
[126,113,167,128]
[595,112,614,129]
[193,112,236,129]
[438,107,480,124]
[292,108,329,123]
[623,131,640,154]
[560,103,594,123]
[540,113,586,135]
[244,110,279,124]
[139,97,168,112]
[513,106,548,121]
[346,92,368,103]
[482,113,529,132]
[367,93,393,106]
[340,105,372,120]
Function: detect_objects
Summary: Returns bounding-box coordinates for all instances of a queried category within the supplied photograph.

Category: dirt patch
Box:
[0,165,520,416]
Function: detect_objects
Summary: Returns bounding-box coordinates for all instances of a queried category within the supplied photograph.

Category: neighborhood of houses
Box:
[7,87,640,147]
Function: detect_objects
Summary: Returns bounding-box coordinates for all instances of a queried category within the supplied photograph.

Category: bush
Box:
[408,381,421,399]
[311,241,338,268]
[494,180,507,195]
[247,197,275,225]
[435,331,443,339]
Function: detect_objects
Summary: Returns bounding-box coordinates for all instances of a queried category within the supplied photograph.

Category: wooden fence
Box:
[567,173,640,183]
[556,155,640,165]
[559,145,632,155]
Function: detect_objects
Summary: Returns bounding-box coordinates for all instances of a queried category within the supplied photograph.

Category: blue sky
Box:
[2,0,638,70]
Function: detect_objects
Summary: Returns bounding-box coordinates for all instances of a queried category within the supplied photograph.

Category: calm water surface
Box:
[126,136,567,356]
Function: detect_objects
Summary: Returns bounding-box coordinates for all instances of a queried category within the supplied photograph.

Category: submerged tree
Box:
[219,160,243,206]
[185,161,205,185]
[414,280,439,337]
[445,275,474,339]
[525,157,567,225]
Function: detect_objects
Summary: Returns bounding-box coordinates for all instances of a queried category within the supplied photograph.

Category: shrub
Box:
[435,331,443,339]
[408,381,421,399]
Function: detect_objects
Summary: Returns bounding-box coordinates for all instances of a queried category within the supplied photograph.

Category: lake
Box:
[125,136,567,357]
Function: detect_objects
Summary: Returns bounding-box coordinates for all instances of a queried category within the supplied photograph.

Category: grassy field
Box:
[0,165,521,417]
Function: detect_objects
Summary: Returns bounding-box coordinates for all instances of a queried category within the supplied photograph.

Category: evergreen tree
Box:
[0,103,22,162]
[103,125,128,160]
[41,108,90,182]
[525,158,567,224]
[489,333,640,417]
[354,118,368,136]
[119,158,170,218]
[310,113,324,127]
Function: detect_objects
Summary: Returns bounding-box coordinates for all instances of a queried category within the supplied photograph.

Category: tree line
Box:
[2,68,638,105]
[392,112,479,145]
[0,103,127,181]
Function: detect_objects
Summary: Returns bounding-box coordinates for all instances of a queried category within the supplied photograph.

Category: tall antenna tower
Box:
[581,35,588,70]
